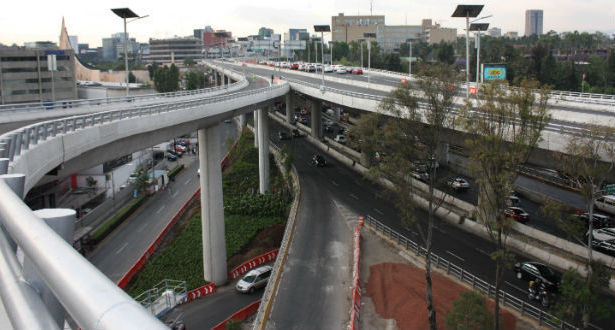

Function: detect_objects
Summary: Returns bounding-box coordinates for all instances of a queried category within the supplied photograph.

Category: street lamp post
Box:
[364,33,377,89]
[406,38,413,77]
[452,5,484,98]
[358,39,364,69]
[470,23,490,93]
[314,25,330,88]
[328,41,334,65]
[111,8,148,97]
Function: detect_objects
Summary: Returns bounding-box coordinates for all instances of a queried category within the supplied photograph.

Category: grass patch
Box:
[167,164,184,180]
[126,130,292,295]
[91,195,147,244]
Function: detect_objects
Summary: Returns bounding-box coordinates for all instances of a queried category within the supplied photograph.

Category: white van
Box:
[595,195,615,216]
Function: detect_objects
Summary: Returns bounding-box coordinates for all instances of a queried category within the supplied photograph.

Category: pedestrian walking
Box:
[271,74,274,84]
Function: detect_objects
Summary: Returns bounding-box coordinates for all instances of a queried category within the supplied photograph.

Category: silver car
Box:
[235,265,272,293]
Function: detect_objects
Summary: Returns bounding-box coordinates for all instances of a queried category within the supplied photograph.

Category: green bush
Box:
[167,164,184,180]
[225,193,291,217]
[92,196,147,243]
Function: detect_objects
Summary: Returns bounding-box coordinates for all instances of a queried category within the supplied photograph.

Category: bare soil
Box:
[227,223,285,272]
[365,262,516,330]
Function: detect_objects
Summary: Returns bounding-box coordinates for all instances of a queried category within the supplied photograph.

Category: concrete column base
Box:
[311,99,322,139]
[285,92,294,124]
[257,109,270,194]
[198,125,228,285]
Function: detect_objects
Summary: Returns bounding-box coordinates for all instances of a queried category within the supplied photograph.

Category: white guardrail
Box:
[0,69,287,328]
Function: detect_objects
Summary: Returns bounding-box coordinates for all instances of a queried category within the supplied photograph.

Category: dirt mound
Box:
[365,262,516,329]
[227,223,285,272]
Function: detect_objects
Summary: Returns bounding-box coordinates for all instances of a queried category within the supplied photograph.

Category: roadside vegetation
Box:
[126,130,292,296]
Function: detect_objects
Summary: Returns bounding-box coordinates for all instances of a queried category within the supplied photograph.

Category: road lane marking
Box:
[185,178,191,185]
[475,248,491,257]
[349,193,359,200]
[138,223,148,232]
[116,243,128,255]
[331,180,339,186]
[446,250,465,262]
[374,208,384,215]
[156,206,164,214]
[172,191,178,198]
[505,281,526,294]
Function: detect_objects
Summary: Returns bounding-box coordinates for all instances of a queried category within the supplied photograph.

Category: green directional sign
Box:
[606,184,615,195]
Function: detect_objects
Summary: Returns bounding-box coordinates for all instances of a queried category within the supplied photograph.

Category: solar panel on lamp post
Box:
[314,25,330,88]
[452,4,484,98]
[111,8,146,97]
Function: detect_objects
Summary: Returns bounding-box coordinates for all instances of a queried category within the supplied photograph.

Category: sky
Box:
[1,0,613,47]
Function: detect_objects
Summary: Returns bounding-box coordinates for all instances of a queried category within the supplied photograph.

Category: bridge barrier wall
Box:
[268,112,615,292]
[178,283,216,305]
[349,225,362,330]
[213,299,261,330]
[229,249,279,280]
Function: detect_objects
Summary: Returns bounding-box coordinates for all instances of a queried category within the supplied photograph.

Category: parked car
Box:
[505,206,530,222]
[507,195,521,207]
[290,63,299,70]
[235,265,272,293]
[167,149,182,158]
[166,153,177,161]
[278,131,290,140]
[334,134,347,144]
[573,212,613,229]
[595,195,615,216]
[589,227,615,255]
[514,261,560,292]
[324,65,334,73]
[336,67,347,74]
[352,68,363,75]
[448,177,470,191]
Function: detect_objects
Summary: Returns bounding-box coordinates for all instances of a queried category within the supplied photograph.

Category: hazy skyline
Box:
[1,0,613,47]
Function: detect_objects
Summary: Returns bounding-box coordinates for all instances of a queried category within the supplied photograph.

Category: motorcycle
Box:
[528,281,550,307]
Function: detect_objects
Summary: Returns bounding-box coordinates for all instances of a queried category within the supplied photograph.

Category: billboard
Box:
[483,65,506,81]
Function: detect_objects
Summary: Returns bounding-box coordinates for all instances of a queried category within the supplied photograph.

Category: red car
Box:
[290,63,299,70]
[505,207,530,223]
[352,68,363,75]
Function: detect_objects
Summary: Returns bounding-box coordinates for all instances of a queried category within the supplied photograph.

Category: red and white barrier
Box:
[229,249,279,280]
[179,283,216,304]
[349,223,362,330]
[212,299,261,330]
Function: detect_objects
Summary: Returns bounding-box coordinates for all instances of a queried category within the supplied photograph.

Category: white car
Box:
[324,65,334,73]
[336,67,347,74]
[448,177,470,191]
[334,134,347,144]
[235,265,272,293]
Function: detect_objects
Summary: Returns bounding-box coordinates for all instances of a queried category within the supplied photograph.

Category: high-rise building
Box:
[525,10,543,36]
[101,32,138,61]
[288,28,308,41]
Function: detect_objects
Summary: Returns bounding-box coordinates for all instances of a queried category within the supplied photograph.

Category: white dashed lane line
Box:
[331,180,339,186]
[185,178,191,185]
[349,193,359,200]
[475,248,491,257]
[156,206,164,214]
[116,243,128,255]
[374,208,384,215]
[505,281,526,294]
[446,250,465,262]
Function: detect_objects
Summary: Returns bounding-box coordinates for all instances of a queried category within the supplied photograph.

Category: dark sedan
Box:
[514,261,560,292]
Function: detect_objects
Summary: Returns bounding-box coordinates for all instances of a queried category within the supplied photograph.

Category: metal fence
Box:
[135,279,187,318]
[364,215,589,330]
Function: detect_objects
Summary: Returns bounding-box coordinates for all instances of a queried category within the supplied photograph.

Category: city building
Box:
[488,27,502,37]
[0,47,77,104]
[101,32,138,61]
[332,13,457,52]
[288,28,309,41]
[145,37,203,65]
[68,36,79,54]
[525,9,544,36]
[505,31,519,39]
[24,41,57,49]
[203,29,232,47]
[258,27,274,38]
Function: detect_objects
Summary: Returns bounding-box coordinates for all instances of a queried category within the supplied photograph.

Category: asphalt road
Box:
[89,121,238,282]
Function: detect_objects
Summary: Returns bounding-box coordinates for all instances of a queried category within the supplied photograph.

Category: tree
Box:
[544,124,615,327]
[551,262,613,327]
[445,291,494,330]
[356,64,460,329]
[153,64,180,93]
[183,56,196,67]
[460,80,550,329]
[185,71,206,90]
[128,71,137,84]
[436,43,455,64]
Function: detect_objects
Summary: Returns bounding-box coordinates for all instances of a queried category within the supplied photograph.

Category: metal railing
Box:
[0,76,247,114]
[0,76,288,328]
[364,215,590,330]
[135,279,187,318]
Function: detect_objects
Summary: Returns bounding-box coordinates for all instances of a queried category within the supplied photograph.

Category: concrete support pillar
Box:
[23,208,75,328]
[197,125,227,285]
[285,93,293,123]
[253,111,259,148]
[238,114,247,128]
[257,109,270,194]
[439,142,449,165]
[222,74,226,87]
[311,99,322,139]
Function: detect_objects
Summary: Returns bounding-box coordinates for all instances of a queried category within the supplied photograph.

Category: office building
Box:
[24,41,57,49]
[203,29,232,47]
[525,10,544,36]
[288,28,308,41]
[68,36,79,54]
[0,47,77,104]
[145,37,202,65]
[332,13,457,52]
[505,31,519,39]
[102,32,138,61]
[488,27,502,37]
[258,27,274,38]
